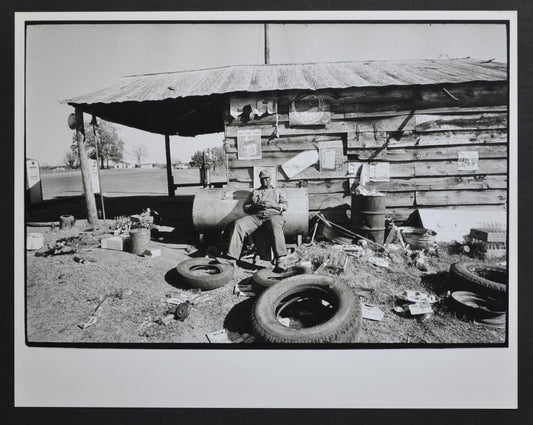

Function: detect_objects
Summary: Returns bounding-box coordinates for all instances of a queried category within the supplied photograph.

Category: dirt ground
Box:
[25,198,507,345]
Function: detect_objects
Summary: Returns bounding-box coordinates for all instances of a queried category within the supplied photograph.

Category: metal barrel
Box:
[192,188,309,237]
[350,194,386,244]
[130,228,151,255]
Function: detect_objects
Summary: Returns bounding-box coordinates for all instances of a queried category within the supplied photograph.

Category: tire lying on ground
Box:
[176,257,233,291]
[449,262,507,298]
[251,265,311,294]
[251,274,361,344]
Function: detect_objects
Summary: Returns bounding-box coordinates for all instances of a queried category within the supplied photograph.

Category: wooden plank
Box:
[416,189,507,206]
[347,131,388,148]
[344,105,507,119]
[385,204,507,223]
[225,115,415,138]
[414,159,507,176]
[387,130,507,148]
[308,191,415,210]
[225,134,342,153]
[347,144,508,162]
[364,175,507,192]
[415,113,507,132]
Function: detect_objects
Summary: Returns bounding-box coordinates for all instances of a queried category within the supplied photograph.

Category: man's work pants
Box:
[226,214,287,260]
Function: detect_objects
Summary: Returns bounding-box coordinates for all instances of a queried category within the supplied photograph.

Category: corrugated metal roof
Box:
[64,58,506,105]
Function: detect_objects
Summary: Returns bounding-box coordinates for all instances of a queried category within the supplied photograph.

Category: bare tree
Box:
[63,150,79,169]
[132,144,148,166]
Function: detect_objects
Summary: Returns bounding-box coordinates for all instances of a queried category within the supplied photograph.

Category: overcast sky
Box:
[25,21,507,166]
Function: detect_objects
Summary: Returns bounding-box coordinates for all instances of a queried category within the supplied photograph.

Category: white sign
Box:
[281,150,319,179]
[369,162,390,182]
[458,151,479,171]
[237,129,262,160]
[89,159,101,193]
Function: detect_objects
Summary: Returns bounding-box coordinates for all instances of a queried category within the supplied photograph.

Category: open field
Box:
[40,167,227,200]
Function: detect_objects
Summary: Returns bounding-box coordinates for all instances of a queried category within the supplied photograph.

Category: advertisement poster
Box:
[237,129,262,160]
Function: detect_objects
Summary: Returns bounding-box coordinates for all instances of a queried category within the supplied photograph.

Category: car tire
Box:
[449,262,507,297]
[251,265,311,294]
[251,274,361,344]
[176,257,233,290]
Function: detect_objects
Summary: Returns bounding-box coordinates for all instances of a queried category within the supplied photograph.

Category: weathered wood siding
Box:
[224,82,508,223]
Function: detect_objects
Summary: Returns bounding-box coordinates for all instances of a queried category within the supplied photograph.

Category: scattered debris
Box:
[27,233,44,250]
[400,290,439,304]
[368,256,390,269]
[206,329,255,343]
[408,301,434,316]
[78,316,97,329]
[361,303,384,321]
[35,241,77,257]
[158,314,175,326]
[101,235,129,251]
[143,248,161,257]
[73,255,96,264]
[165,292,212,307]
[174,302,191,321]
[78,289,126,330]
[234,281,255,297]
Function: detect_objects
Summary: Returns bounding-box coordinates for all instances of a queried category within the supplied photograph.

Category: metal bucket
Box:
[350,194,386,243]
[192,188,309,237]
[130,228,151,255]
[400,227,437,250]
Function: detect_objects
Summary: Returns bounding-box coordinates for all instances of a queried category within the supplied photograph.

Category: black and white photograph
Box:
[15,11,518,409]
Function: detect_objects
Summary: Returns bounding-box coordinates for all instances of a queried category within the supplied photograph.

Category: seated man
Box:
[220,169,289,270]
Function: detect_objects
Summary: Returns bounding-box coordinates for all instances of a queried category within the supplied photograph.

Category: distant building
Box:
[113,161,133,169]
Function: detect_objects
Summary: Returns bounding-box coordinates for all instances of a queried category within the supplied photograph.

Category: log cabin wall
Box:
[224,81,508,225]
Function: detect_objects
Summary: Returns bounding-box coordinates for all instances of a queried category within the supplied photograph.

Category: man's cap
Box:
[259,169,271,178]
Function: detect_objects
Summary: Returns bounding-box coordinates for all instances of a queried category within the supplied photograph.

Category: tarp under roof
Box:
[63,58,507,136]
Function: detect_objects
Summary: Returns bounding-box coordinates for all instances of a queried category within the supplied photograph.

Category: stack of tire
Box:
[250,267,362,344]
[448,262,507,328]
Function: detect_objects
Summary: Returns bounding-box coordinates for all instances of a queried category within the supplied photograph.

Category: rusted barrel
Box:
[59,214,75,229]
[130,228,151,255]
[192,188,309,237]
[350,194,386,244]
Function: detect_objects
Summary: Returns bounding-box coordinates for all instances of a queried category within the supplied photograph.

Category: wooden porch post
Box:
[75,108,99,224]
[164,134,174,197]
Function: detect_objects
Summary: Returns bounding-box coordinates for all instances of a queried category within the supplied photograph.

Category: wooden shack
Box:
[65,58,508,223]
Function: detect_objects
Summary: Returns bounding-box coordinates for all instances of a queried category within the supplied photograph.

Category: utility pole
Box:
[264,23,270,65]
[75,108,98,225]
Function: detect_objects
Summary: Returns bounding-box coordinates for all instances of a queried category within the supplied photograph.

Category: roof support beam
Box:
[164,134,174,198]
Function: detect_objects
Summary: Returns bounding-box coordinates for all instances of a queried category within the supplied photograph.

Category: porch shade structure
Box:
[62,58,507,196]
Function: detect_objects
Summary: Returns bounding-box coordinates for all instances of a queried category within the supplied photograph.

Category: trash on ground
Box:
[166,292,212,307]
[368,256,390,269]
[35,241,77,257]
[174,302,191,321]
[73,255,96,264]
[78,316,97,329]
[143,248,161,257]
[101,235,129,251]
[361,303,384,321]
[158,314,175,326]
[234,281,255,297]
[449,291,506,329]
[400,290,439,304]
[27,233,44,250]
[408,301,434,316]
[206,329,255,343]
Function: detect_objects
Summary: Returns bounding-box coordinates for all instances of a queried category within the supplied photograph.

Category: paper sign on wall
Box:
[318,140,344,171]
[458,151,479,171]
[281,150,319,179]
[289,92,330,126]
[89,159,101,193]
[368,162,390,182]
[237,129,262,160]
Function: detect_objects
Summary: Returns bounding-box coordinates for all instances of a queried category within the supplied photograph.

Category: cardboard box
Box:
[101,236,129,251]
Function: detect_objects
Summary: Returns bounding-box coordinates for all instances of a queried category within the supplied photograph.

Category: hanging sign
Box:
[281,150,319,179]
[289,92,330,126]
[457,151,479,171]
[89,159,101,193]
[318,140,343,171]
[237,129,262,160]
[368,162,390,182]
[230,97,277,120]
